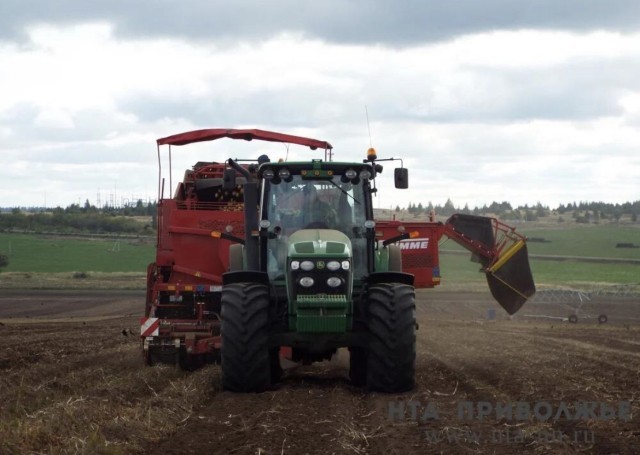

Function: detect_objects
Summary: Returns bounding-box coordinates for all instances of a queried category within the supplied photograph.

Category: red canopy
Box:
[156,128,332,150]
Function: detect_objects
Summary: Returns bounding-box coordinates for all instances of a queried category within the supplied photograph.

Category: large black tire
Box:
[366,283,416,393]
[221,283,271,392]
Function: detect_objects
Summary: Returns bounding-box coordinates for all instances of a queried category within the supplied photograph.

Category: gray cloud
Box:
[116,54,640,129]
[2,2,639,208]
[1,0,639,45]
[1,104,147,152]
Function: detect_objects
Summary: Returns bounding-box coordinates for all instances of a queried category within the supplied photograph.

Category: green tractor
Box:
[151,128,534,392]
[222,155,417,393]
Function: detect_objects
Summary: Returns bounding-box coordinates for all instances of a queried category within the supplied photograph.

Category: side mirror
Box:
[394,168,409,189]
[223,168,237,189]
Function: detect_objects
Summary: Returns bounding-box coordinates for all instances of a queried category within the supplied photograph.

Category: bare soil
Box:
[0,289,639,454]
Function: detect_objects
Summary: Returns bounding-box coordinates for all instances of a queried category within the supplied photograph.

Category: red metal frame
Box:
[443,216,528,267]
[157,128,333,150]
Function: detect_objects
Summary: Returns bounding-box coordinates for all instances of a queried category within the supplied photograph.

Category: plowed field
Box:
[1,290,638,454]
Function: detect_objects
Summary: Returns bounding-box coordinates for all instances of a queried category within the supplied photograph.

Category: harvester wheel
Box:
[179,350,206,371]
[221,283,271,392]
[366,283,416,393]
[148,348,179,366]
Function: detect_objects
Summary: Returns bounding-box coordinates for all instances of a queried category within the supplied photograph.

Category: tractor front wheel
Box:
[221,283,271,392]
[366,283,416,393]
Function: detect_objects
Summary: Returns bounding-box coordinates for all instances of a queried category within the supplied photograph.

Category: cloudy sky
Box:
[2,1,639,210]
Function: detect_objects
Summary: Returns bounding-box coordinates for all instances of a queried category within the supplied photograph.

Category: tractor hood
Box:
[287,229,352,258]
[285,229,354,333]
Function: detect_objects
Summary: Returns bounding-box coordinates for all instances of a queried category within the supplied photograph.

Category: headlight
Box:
[299,277,314,287]
[259,219,271,229]
[263,168,275,179]
[327,277,342,288]
[341,261,350,270]
[326,261,341,271]
[345,169,357,179]
[364,220,376,229]
[291,261,300,270]
[359,169,372,180]
[300,260,315,271]
[278,168,291,179]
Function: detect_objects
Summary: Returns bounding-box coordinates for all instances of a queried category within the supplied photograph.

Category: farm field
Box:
[0,223,638,453]
[0,222,638,289]
[0,233,154,273]
[0,289,639,454]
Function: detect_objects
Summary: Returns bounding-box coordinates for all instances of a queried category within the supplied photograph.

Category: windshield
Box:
[264,174,368,280]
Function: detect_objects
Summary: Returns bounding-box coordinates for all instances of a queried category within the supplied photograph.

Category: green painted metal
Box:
[375,245,390,271]
[296,314,348,333]
[296,294,348,308]
[284,229,354,333]
[287,229,352,258]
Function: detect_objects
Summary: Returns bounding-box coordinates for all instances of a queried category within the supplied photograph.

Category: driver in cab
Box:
[302,184,337,229]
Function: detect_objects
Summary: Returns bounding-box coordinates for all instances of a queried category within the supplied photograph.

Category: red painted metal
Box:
[375,220,446,288]
[157,128,333,150]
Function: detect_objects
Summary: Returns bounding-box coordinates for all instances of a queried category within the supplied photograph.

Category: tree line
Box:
[401,200,640,222]
[1,198,638,237]
[0,200,157,235]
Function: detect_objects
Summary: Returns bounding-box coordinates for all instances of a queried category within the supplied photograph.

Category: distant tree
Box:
[0,254,8,271]
[613,210,623,222]
[427,201,434,212]
[535,202,546,218]
[395,205,400,212]
[443,198,456,216]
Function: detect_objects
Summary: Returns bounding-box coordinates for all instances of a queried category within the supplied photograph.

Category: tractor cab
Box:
[257,160,375,283]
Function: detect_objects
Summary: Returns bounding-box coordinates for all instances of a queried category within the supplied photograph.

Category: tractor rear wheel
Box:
[221,283,271,392]
[366,283,416,393]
